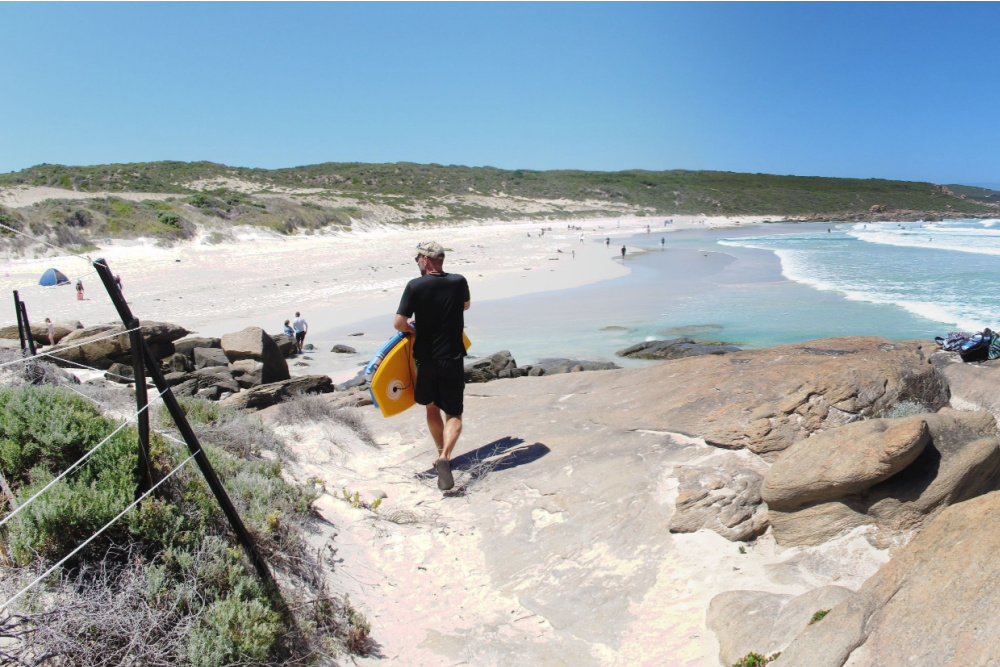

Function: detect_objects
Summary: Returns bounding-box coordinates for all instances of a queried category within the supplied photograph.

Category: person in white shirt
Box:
[292,312,308,353]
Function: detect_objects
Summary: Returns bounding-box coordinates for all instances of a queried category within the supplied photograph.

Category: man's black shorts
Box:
[295,331,306,345]
[414,358,465,416]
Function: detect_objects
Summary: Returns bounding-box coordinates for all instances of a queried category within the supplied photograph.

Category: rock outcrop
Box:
[669,460,769,541]
[616,337,740,360]
[465,351,619,383]
[708,585,854,665]
[571,337,948,459]
[772,491,1000,666]
[764,408,1000,546]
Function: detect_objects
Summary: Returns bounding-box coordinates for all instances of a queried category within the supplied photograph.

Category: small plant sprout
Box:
[809,609,830,624]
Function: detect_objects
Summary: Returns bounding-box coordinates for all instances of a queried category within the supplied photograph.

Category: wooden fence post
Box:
[91,258,276,590]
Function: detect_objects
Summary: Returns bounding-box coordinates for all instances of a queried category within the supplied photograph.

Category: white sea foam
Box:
[721,228,1000,331]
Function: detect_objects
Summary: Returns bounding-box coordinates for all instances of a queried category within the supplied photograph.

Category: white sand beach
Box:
[0,200,773,380]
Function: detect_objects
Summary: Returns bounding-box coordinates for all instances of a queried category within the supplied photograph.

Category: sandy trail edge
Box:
[264,380,889,666]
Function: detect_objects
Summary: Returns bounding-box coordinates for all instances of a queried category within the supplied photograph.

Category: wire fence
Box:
[0,217,276,620]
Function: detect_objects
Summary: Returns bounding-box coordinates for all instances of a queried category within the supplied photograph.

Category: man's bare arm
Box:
[394,314,415,334]
[464,300,471,311]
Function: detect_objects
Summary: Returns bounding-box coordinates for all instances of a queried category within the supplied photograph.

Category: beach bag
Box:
[959,329,994,362]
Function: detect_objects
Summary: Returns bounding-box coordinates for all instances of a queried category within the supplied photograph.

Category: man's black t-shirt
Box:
[396,272,470,362]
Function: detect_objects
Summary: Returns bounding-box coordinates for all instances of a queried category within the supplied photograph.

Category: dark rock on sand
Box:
[221,327,290,384]
[616,337,740,360]
[772,491,1000,667]
[465,352,619,383]
[331,344,357,354]
[527,359,620,375]
[465,351,517,383]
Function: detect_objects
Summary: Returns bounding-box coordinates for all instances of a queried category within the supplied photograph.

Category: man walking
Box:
[292,311,308,353]
[394,241,470,491]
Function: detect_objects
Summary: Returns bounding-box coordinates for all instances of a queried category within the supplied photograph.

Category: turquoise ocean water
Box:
[327,219,1000,372]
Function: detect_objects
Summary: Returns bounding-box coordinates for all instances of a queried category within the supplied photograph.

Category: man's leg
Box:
[440,414,463,460]
[425,403,445,457]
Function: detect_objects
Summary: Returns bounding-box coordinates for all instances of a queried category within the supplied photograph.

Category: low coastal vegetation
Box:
[0,161,996,255]
[0,384,369,665]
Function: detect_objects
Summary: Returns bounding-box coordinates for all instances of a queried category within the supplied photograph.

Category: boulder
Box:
[230,359,263,375]
[708,586,854,666]
[616,337,740,360]
[220,374,334,411]
[772,491,1000,667]
[465,351,517,383]
[105,362,135,384]
[194,347,229,369]
[331,344,357,354]
[271,333,296,357]
[933,350,1000,419]
[167,352,193,373]
[762,417,931,510]
[221,327,290,383]
[766,408,1000,546]
[669,462,769,541]
[174,336,221,360]
[229,359,263,389]
[0,321,78,346]
[48,321,189,370]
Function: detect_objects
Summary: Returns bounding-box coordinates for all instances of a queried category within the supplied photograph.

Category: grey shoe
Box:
[436,459,454,491]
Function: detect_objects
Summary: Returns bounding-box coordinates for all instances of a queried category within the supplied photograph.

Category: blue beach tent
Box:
[39,268,70,287]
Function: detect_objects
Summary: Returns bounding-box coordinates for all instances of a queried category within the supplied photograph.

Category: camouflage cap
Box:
[416,241,445,260]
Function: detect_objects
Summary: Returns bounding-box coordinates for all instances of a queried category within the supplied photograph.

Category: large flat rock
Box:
[522,337,947,459]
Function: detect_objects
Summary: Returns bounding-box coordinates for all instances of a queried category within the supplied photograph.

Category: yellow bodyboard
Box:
[367,331,472,418]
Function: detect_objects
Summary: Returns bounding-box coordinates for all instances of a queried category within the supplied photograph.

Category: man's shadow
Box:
[418,436,550,489]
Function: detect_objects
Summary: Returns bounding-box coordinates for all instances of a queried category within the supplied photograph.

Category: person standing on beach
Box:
[394,241,470,491]
[75,279,84,300]
[45,318,55,346]
[621,245,626,260]
[292,312,308,353]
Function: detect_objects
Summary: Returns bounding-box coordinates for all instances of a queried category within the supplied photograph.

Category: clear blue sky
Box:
[2,2,999,185]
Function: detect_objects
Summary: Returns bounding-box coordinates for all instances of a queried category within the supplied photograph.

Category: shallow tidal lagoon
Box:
[324,219,1000,378]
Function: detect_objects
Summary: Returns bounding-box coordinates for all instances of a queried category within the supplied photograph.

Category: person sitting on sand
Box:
[395,241,470,491]
[283,319,294,337]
